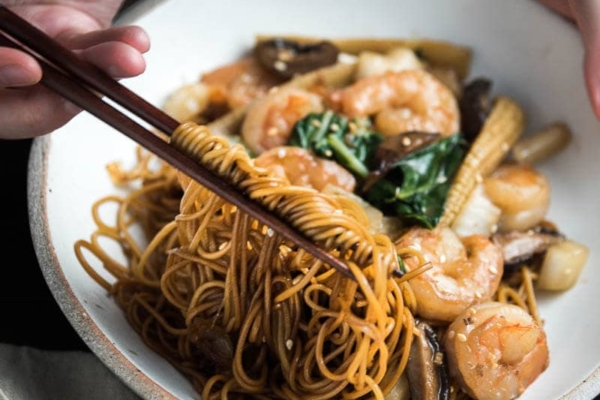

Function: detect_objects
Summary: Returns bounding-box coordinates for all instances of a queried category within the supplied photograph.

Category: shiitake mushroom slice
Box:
[254,38,340,78]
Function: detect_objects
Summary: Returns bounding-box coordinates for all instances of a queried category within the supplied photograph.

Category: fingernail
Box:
[0,64,37,87]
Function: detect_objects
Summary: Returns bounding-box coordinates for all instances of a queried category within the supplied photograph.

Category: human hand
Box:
[536,0,600,119]
[0,1,150,139]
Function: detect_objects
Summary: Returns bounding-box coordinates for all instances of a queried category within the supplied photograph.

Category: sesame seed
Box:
[401,136,412,146]
[274,60,288,71]
[266,228,274,237]
[277,148,286,158]
[330,123,340,131]
[440,254,446,263]
[311,119,322,127]
[267,127,279,136]
[447,330,455,339]
[489,266,498,274]
[457,333,467,342]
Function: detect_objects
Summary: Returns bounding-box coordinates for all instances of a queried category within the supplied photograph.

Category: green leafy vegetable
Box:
[288,111,384,178]
[364,133,466,228]
[288,110,466,229]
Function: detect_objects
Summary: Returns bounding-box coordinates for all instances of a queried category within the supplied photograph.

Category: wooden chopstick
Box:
[0,5,354,278]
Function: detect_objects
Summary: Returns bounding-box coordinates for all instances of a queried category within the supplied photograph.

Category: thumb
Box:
[569,0,600,118]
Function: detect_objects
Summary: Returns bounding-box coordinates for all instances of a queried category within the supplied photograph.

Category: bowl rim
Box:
[28,135,176,400]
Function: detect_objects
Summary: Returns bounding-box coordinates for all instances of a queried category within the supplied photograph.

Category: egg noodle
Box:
[76,122,423,399]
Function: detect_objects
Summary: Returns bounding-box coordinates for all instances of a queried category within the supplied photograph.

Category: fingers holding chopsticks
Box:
[0,2,150,140]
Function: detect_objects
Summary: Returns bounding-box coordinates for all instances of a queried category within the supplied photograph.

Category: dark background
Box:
[0,138,87,350]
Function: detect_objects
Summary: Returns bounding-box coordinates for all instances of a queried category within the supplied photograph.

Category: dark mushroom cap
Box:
[406,320,450,400]
[254,38,340,79]
[189,319,234,373]
[459,78,493,143]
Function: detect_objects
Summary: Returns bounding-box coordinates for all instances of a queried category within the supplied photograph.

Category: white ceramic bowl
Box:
[28,0,600,399]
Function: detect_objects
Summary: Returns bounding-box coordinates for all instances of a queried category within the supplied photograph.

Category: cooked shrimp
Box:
[339,69,459,137]
[241,87,324,155]
[200,56,284,109]
[395,226,503,322]
[444,301,549,400]
[253,146,356,192]
[483,163,550,232]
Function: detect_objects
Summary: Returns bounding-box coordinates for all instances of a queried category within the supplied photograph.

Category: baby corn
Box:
[439,96,525,228]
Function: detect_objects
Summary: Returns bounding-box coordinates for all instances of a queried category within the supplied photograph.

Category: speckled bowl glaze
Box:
[28,0,600,399]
